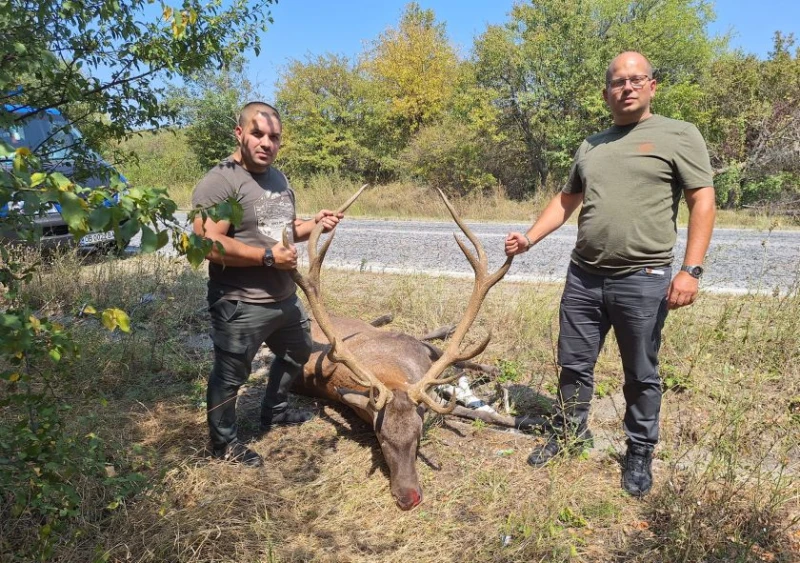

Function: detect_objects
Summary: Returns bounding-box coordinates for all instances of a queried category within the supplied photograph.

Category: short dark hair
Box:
[237,102,281,127]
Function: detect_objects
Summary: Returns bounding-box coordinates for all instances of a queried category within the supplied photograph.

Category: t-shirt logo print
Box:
[254,191,294,243]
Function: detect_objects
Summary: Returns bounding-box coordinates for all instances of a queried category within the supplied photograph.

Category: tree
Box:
[702,33,800,209]
[275,54,394,181]
[473,0,718,195]
[362,2,460,148]
[0,1,270,556]
[166,56,262,171]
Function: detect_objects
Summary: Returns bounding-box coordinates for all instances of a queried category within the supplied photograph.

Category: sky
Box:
[250,0,799,100]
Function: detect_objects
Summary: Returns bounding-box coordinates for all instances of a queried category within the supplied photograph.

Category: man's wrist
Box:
[263,248,275,267]
[680,264,704,279]
[523,234,534,251]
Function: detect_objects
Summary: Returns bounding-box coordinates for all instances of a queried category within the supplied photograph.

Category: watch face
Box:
[263,250,275,267]
[684,265,703,278]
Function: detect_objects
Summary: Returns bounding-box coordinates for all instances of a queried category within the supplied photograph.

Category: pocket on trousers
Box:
[209,298,242,323]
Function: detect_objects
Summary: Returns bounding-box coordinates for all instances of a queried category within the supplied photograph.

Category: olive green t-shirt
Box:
[564,115,713,276]
[192,159,297,303]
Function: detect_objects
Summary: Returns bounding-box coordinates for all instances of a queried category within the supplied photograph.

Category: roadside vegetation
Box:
[0,247,798,561]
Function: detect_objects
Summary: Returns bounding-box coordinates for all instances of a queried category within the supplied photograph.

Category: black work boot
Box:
[260,407,314,431]
[211,440,264,468]
[622,443,654,497]
[527,427,594,467]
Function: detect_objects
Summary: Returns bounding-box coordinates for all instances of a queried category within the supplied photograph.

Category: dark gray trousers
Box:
[556,262,670,447]
[206,294,312,448]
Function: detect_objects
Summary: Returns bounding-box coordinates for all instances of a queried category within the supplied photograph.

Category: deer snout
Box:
[394,487,423,511]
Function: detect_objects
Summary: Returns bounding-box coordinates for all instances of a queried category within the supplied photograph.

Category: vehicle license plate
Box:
[79,231,115,246]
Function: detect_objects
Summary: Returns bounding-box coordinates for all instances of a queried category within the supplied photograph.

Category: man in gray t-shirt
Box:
[505,52,716,496]
[192,102,343,467]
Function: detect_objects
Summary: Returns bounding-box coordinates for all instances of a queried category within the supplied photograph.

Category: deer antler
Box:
[286,185,394,410]
[406,189,513,414]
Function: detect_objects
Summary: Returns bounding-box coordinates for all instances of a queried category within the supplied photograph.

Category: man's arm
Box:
[667,186,716,309]
[505,191,584,256]
[193,216,297,269]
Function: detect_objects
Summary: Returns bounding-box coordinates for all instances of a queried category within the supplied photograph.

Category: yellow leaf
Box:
[15,147,31,157]
[82,305,97,315]
[30,172,47,186]
[179,232,190,252]
[102,308,131,333]
[162,5,172,20]
[9,373,20,382]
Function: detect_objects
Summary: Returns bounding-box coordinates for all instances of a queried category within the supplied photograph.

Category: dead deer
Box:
[287,186,513,510]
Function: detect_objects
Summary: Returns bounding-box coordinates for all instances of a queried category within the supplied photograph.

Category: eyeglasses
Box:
[607,75,652,91]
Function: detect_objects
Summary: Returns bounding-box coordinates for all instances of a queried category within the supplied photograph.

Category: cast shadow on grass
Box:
[237,384,395,484]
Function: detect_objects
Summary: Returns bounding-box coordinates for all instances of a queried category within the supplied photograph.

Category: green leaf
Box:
[88,206,113,232]
[57,190,89,235]
[139,225,158,253]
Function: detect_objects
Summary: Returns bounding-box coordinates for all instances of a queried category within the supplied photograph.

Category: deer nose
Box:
[395,488,422,511]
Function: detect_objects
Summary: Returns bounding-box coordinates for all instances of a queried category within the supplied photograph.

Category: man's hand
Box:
[271,241,298,270]
[315,209,344,232]
[505,232,531,256]
[667,271,699,309]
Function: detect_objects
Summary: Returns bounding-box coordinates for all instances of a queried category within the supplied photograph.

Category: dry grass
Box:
[2,251,799,562]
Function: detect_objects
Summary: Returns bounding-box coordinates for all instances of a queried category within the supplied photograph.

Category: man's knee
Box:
[278,341,312,369]
[210,345,252,388]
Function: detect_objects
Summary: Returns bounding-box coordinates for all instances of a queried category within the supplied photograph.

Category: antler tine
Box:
[306,184,369,280]
[288,185,394,410]
[407,189,514,413]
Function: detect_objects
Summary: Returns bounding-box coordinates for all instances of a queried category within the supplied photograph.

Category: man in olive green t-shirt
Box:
[505,52,716,496]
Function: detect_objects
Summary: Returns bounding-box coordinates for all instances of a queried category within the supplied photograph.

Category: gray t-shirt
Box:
[192,159,297,303]
[564,115,714,276]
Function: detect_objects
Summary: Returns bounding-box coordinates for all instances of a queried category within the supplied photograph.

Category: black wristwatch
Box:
[263,248,275,267]
[680,264,704,279]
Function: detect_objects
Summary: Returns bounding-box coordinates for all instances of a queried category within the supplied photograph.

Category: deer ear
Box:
[337,387,371,410]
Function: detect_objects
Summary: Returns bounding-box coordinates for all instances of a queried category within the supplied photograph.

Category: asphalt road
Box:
[145,215,800,295]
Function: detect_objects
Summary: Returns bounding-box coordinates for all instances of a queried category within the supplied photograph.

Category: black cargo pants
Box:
[206,293,312,449]
[555,262,670,447]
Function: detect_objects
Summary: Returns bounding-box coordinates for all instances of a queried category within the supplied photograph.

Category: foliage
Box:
[109,127,205,208]
[276,2,463,184]
[702,33,800,209]
[400,118,496,195]
[165,56,262,171]
[472,0,718,194]
[276,54,396,181]
[0,0,269,555]
[362,2,460,144]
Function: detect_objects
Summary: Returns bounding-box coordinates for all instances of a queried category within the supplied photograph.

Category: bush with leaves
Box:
[400,119,496,195]
[0,0,266,557]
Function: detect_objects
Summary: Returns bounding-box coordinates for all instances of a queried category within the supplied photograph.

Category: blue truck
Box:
[1,103,128,250]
